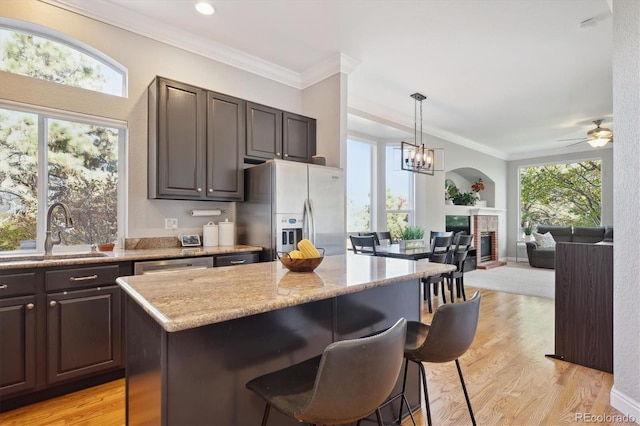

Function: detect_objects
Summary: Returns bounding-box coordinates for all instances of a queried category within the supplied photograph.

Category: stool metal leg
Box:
[415,361,432,426]
[261,403,270,426]
[455,359,476,426]
[374,407,384,426]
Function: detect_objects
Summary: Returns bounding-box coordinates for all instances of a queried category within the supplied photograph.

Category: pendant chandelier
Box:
[401,92,435,175]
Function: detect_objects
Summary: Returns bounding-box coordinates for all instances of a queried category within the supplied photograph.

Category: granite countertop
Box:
[116,254,456,333]
[0,245,262,270]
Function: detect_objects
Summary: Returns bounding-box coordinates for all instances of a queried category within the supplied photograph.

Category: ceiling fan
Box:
[558,119,613,148]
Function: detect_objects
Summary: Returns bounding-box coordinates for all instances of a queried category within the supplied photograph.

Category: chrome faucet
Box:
[44,202,74,255]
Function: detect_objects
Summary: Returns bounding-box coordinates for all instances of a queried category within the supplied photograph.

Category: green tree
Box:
[2,31,106,90]
[386,189,409,241]
[520,160,601,228]
[0,31,117,251]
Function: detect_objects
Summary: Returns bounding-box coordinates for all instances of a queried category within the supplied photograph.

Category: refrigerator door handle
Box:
[304,198,316,244]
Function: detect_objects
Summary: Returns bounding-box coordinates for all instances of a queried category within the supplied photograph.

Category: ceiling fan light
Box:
[587,138,610,148]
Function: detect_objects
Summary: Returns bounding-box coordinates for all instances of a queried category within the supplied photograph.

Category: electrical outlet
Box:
[165,218,178,229]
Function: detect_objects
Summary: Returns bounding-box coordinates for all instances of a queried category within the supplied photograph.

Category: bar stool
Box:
[246,318,407,426]
[398,292,481,426]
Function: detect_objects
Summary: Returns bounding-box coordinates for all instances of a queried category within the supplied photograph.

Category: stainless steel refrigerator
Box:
[237,159,346,262]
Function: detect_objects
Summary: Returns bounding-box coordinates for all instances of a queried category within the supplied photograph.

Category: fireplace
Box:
[480,233,492,262]
[472,213,505,269]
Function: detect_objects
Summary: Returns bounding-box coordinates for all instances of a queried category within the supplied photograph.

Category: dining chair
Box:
[429,231,453,254]
[358,232,381,245]
[397,292,481,426]
[423,235,454,313]
[444,234,474,301]
[246,318,407,426]
[377,231,393,245]
[350,235,378,255]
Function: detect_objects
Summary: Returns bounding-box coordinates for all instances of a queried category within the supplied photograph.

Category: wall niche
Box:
[445,167,494,208]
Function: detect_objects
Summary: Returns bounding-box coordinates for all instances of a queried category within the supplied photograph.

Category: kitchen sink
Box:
[0,252,109,263]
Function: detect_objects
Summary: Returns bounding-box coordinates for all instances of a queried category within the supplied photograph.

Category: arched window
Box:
[0,18,127,97]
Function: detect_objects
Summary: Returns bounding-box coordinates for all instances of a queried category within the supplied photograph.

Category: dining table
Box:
[373,243,432,260]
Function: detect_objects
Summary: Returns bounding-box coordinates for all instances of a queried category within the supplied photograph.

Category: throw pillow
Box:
[533,231,556,248]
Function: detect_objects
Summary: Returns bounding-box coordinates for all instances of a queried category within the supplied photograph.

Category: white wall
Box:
[0,1,337,241]
[302,73,347,169]
[611,0,640,420]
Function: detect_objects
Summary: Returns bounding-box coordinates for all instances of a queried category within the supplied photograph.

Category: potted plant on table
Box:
[399,226,425,249]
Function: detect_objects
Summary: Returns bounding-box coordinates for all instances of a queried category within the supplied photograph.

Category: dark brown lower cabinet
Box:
[0,295,37,397]
[0,263,129,412]
[553,242,613,373]
[46,286,122,384]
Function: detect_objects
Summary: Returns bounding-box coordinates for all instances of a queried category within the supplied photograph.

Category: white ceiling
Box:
[46,0,613,160]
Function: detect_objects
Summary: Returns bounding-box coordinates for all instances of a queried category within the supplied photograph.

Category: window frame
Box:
[346,137,377,234]
[0,99,128,254]
[517,157,603,235]
[385,142,415,228]
[0,17,128,97]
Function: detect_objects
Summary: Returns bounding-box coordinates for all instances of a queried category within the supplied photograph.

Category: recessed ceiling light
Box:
[195,2,215,16]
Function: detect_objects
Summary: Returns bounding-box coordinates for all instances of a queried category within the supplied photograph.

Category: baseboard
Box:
[610,386,640,424]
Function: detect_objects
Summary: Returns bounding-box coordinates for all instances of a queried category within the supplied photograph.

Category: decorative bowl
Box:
[277,248,325,272]
[97,243,115,252]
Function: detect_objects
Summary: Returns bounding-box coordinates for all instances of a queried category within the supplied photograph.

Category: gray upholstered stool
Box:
[398,292,481,426]
[246,318,407,426]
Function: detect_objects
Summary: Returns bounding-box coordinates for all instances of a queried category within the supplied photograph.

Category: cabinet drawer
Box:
[214,253,258,267]
[45,265,120,292]
[0,272,37,298]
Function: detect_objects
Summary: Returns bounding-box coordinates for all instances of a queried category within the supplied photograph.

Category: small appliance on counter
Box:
[218,219,235,246]
[203,221,219,246]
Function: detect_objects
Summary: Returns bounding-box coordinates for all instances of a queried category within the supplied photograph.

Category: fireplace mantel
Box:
[469,208,506,216]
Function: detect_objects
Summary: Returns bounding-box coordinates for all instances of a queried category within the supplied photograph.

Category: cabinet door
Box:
[283,112,316,163]
[0,295,36,397]
[153,78,206,199]
[206,92,244,200]
[246,102,282,161]
[46,286,122,384]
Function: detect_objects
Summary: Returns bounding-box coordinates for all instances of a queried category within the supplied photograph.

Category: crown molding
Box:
[348,103,509,161]
[301,53,360,88]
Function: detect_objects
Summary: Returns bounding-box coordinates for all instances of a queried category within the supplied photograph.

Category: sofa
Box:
[525,225,613,269]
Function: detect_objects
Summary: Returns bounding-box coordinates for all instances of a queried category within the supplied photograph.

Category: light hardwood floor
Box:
[0,287,630,425]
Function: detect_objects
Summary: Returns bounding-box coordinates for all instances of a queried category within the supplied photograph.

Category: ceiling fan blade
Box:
[558,137,587,142]
[566,140,587,147]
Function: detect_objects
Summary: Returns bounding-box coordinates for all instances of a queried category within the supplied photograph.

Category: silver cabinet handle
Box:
[276,152,281,156]
[197,187,202,192]
[0,284,7,289]
[26,303,34,310]
[284,154,289,157]
[50,300,57,307]
[209,188,213,193]
[70,274,98,282]
[230,260,246,264]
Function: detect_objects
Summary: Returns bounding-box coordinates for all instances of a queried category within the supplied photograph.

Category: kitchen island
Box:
[117,254,455,425]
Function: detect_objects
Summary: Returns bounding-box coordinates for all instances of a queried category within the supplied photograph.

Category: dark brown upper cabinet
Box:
[245,102,316,164]
[148,77,244,201]
[206,92,244,200]
[283,111,317,163]
[245,102,282,162]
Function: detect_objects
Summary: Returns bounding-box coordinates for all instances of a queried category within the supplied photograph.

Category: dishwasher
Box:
[133,256,214,275]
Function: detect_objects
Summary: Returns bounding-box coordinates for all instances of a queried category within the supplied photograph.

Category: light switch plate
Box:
[165,218,178,229]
